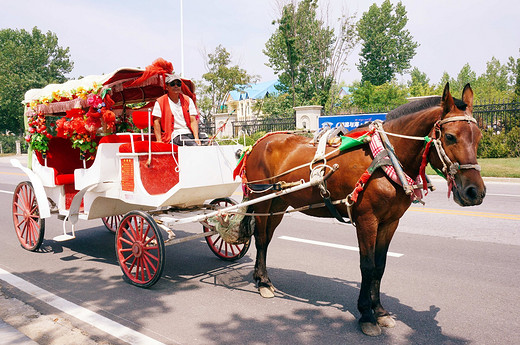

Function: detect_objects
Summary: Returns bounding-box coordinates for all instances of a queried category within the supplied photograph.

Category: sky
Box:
[2,0,520,88]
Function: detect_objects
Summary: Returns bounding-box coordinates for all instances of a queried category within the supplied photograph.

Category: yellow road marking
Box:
[0,171,26,176]
[409,207,520,220]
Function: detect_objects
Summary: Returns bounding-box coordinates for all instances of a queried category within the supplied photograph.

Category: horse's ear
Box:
[441,82,455,118]
[462,83,474,114]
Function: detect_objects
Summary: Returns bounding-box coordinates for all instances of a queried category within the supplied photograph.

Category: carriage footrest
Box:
[53,234,76,242]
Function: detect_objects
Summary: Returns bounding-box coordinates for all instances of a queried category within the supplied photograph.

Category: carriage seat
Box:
[118,141,174,154]
[117,110,173,154]
[35,137,97,186]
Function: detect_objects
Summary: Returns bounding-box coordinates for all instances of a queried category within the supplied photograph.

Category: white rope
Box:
[375,130,427,141]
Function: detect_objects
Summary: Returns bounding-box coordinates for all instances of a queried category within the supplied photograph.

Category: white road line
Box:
[279,235,404,258]
[0,267,166,345]
[0,190,14,195]
[487,193,520,197]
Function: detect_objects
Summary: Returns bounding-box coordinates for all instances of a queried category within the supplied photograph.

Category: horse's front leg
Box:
[371,220,399,329]
[356,219,381,336]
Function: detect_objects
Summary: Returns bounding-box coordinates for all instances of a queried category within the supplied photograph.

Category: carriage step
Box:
[53,234,76,242]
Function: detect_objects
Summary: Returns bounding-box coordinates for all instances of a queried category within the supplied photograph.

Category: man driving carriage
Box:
[153,73,201,146]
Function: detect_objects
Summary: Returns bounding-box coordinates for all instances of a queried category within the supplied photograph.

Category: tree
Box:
[507,50,520,98]
[350,80,407,112]
[356,0,418,86]
[475,57,511,100]
[0,27,73,133]
[199,45,257,119]
[408,67,435,97]
[253,93,294,119]
[453,63,477,92]
[264,0,357,109]
[434,71,453,95]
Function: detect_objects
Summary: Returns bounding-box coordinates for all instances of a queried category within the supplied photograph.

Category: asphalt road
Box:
[0,156,519,345]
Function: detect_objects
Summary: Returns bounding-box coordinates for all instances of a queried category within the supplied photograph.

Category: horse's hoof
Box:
[259,286,275,298]
[360,321,382,336]
[377,315,396,328]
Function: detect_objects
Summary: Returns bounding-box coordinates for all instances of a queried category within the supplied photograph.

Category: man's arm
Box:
[153,117,162,142]
[190,115,200,145]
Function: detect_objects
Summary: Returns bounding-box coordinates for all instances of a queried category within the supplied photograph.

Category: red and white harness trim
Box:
[369,129,425,200]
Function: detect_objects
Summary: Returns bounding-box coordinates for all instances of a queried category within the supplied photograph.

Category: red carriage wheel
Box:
[12,181,45,251]
[203,198,251,261]
[101,215,123,233]
[115,211,165,288]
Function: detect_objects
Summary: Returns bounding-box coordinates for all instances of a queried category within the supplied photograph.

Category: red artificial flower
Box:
[71,117,87,135]
[56,117,71,138]
[85,116,101,135]
[86,106,101,119]
[66,108,85,119]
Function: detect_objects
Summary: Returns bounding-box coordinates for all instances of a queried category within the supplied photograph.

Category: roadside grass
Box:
[427,157,520,178]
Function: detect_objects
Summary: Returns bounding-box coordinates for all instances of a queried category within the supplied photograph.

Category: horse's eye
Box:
[445,133,457,143]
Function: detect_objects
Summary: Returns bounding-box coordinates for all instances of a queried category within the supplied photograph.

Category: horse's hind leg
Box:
[253,199,287,298]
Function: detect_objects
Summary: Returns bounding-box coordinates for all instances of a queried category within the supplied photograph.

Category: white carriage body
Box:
[15,65,242,223]
[22,138,241,221]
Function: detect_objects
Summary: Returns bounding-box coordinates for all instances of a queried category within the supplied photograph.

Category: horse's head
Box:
[430,83,486,206]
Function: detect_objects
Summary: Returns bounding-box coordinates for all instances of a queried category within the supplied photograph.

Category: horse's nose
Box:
[464,184,485,204]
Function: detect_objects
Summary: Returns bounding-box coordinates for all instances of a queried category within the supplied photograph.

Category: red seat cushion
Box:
[119,141,174,153]
[55,174,75,185]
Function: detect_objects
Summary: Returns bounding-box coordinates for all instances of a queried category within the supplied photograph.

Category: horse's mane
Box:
[385,96,467,121]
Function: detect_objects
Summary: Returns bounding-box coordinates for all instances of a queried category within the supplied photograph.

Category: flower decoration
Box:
[26,112,52,154]
[29,82,103,111]
[87,94,103,108]
[56,108,100,158]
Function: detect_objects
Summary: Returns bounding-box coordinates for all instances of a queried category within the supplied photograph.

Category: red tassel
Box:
[419,140,432,191]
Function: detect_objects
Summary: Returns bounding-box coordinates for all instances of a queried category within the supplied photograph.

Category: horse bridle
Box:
[429,115,481,190]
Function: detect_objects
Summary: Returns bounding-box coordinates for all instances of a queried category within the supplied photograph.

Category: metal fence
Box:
[208,100,520,138]
[473,100,520,133]
[232,118,296,137]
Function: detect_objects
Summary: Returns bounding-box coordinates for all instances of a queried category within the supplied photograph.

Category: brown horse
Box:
[240,83,485,336]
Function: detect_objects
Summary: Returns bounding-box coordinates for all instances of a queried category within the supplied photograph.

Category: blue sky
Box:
[3,0,519,87]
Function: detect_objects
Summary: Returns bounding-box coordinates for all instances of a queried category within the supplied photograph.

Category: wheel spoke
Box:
[143,249,160,263]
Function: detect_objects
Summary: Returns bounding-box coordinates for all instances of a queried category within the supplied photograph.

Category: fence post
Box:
[0,142,3,154]
[16,140,21,155]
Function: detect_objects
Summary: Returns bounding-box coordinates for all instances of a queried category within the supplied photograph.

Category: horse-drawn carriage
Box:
[11,62,257,287]
[12,59,487,336]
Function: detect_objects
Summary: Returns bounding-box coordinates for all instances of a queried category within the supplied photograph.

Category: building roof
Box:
[228,80,280,101]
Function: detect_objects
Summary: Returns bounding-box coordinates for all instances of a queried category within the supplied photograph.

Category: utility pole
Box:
[180,0,184,77]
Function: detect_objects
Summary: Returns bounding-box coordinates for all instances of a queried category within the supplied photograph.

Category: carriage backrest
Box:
[132,110,151,130]
[35,137,97,175]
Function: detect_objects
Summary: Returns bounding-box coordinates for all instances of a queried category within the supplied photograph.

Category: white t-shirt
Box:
[152,96,197,138]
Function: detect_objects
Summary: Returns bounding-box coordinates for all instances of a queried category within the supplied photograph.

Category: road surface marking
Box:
[278,236,404,258]
[0,267,168,345]
[409,207,520,220]
[0,171,26,176]
[0,190,14,195]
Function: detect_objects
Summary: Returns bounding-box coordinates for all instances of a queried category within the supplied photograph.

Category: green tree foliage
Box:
[264,0,333,107]
[356,0,418,86]
[0,27,73,134]
[507,50,520,98]
[475,57,511,100]
[253,93,294,119]
[264,0,356,110]
[408,67,435,97]
[199,44,257,118]
[350,80,408,112]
